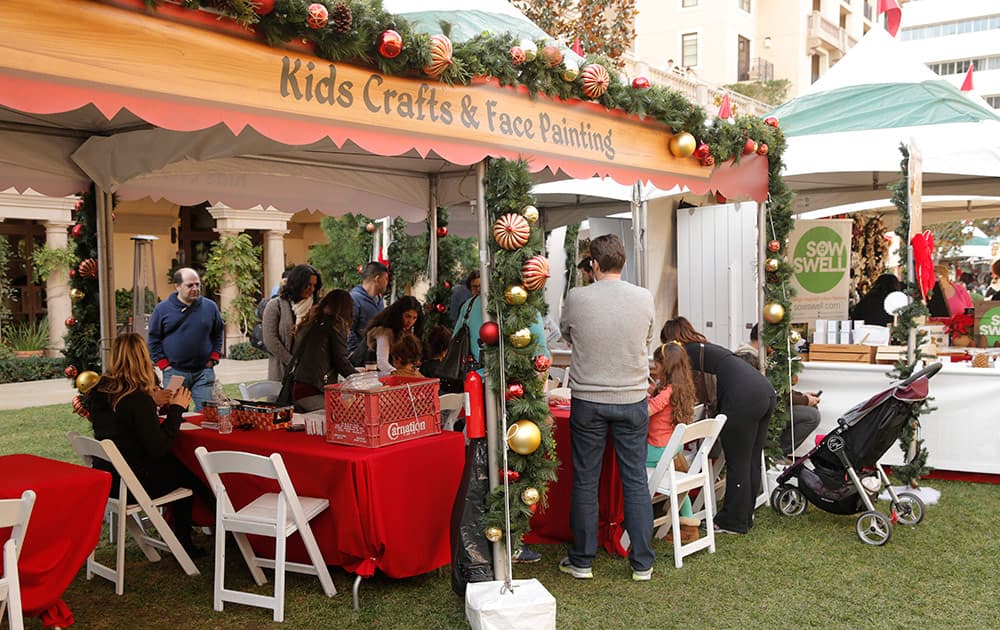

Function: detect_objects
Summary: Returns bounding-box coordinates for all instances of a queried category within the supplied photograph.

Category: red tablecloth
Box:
[0,454,111,628]
[524,406,627,557]
[174,423,465,578]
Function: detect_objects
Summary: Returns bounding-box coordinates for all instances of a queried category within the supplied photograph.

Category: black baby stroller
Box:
[771,362,941,546]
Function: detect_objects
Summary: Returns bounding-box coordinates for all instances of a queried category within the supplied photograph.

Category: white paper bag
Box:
[466,579,556,630]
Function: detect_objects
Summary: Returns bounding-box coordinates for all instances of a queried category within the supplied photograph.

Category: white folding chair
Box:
[66,431,199,595]
[621,415,728,568]
[0,490,35,630]
[239,380,282,402]
[194,447,336,623]
[439,393,466,432]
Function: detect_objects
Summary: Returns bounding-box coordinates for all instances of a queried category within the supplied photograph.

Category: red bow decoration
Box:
[910,230,935,299]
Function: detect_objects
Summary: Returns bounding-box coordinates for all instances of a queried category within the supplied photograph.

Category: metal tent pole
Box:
[429,175,439,286]
[95,186,116,366]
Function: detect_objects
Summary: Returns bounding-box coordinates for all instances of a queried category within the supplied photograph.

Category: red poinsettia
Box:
[944,313,974,336]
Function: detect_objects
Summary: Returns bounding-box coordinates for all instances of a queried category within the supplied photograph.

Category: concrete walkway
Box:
[0,359,268,410]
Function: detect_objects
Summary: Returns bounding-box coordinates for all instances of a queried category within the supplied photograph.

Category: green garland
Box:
[63,186,107,376]
[480,159,559,547]
[887,145,932,487]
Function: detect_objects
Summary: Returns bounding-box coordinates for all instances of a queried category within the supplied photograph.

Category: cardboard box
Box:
[808,343,875,364]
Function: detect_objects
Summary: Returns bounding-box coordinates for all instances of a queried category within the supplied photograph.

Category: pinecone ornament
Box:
[331,2,352,33]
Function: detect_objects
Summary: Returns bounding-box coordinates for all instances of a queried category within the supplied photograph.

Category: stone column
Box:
[44,220,74,357]
[264,229,289,295]
[213,227,243,354]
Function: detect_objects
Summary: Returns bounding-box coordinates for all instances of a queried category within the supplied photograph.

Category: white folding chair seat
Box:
[0,490,35,630]
[194,447,335,623]
[621,415,728,568]
[239,380,282,402]
[66,431,199,595]
[438,393,466,432]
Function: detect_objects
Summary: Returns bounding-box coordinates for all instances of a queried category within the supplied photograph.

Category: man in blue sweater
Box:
[347,262,389,359]
[148,268,224,410]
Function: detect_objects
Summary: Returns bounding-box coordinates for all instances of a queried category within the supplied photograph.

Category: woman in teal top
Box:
[454,295,550,366]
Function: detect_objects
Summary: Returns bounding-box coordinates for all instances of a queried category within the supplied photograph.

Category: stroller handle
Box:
[896,361,942,388]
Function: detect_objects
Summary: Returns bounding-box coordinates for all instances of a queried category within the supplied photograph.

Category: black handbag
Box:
[276,320,326,406]
[436,303,480,386]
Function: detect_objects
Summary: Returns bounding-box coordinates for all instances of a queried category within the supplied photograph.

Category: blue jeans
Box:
[163,366,215,411]
[568,398,655,572]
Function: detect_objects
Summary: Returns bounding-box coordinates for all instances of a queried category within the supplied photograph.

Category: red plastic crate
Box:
[324,376,441,447]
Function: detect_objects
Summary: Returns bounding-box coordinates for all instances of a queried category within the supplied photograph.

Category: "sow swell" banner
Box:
[788,219,852,324]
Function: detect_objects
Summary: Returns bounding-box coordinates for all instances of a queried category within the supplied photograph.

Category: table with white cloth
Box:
[795,360,1000,474]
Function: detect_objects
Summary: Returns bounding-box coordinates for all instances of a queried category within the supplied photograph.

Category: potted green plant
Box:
[6,317,49,358]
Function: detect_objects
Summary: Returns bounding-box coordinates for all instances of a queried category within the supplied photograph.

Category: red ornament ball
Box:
[444,281,451,289]
[71,224,83,238]
[437,226,448,237]
[65,316,77,327]
[529,503,538,513]
[505,383,525,400]
[69,268,76,278]
[631,76,651,89]
[365,222,376,233]
[509,46,526,66]
[479,322,500,346]
[541,45,563,68]
[742,138,757,155]
[78,258,98,279]
[715,191,728,204]
[72,394,89,419]
[377,29,403,58]
[693,142,711,160]
[767,239,782,253]
[700,155,715,167]
[764,116,780,128]
[757,142,769,156]
[251,0,275,15]
[306,3,329,29]
[533,355,551,372]
[435,303,447,313]
[65,365,79,379]
[504,469,521,483]
[356,264,364,273]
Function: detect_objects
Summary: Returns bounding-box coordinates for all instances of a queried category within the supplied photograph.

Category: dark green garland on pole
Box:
[63,186,104,376]
[480,159,558,547]
[887,144,932,487]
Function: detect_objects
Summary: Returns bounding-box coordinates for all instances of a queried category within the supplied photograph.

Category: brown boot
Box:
[665,524,700,544]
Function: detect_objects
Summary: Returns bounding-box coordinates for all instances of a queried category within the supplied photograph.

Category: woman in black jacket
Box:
[291,289,358,411]
[660,317,775,535]
[86,332,207,555]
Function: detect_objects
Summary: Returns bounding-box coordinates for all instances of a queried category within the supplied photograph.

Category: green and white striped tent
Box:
[771,26,1000,215]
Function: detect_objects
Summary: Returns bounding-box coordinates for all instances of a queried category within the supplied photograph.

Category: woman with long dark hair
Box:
[291,289,358,411]
[659,317,775,535]
[86,333,207,555]
[262,264,322,380]
[363,295,425,373]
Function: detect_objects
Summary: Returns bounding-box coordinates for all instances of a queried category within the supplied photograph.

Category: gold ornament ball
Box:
[562,58,580,82]
[69,288,86,302]
[522,205,539,224]
[763,303,785,324]
[668,132,697,158]
[76,370,100,394]
[506,419,542,455]
[764,258,780,273]
[789,330,802,344]
[504,285,528,306]
[521,487,540,506]
[484,527,503,542]
[509,327,532,348]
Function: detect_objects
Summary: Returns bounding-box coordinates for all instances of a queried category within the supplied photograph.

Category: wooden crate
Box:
[808,343,875,364]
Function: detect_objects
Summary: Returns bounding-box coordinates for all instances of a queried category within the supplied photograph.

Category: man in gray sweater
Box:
[558,234,656,581]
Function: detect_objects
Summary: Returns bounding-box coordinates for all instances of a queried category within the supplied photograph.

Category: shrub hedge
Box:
[227,342,268,361]
[0,357,66,384]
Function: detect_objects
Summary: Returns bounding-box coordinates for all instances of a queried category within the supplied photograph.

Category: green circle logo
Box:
[793,226,849,294]
[978,306,1000,347]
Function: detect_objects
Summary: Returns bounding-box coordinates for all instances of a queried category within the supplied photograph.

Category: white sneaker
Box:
[632,567,653,581]
[558,557,593,579]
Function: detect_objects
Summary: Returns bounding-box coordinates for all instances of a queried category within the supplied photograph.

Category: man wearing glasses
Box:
[148,267,224,410]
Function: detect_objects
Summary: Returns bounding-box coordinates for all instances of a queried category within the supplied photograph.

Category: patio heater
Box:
[131,235,159,340]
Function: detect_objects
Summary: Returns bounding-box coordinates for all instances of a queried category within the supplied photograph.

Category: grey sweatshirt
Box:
[560,278,655,404]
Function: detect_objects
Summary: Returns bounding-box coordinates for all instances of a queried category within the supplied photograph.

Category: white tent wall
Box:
[646,196,679,333]
[676,201,759,349]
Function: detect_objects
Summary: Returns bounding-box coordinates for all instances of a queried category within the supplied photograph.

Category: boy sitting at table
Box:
[390,333,423,378]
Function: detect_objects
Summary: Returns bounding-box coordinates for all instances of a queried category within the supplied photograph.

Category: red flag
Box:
[571,37,583,56]
[717,94,732,120]
[877,0,902,37]
[961,63,974,91]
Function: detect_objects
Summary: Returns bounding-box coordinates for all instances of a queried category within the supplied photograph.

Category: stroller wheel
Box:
[856,511,893,546]
[771,484,807,517]
[893,492,925,526]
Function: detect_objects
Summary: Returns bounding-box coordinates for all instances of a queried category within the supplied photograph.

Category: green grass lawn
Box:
[4,400,1000,628]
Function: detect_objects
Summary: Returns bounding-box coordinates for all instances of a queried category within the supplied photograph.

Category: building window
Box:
[902,15,1000,40]
[739,0,751,11]
[811,54,820,83]
[985,95,1000,109]
[682,33,698,68]
[812,0,821,12]
[681,0,697,7]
